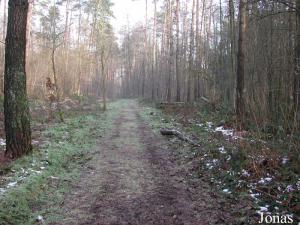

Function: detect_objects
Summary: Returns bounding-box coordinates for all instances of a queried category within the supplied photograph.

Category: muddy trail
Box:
[55,100,233,225]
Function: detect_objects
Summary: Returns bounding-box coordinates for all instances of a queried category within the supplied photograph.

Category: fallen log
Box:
[160,128,200,147]
[155,102,186,109]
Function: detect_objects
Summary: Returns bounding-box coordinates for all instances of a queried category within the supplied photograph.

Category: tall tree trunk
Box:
[167,0,173,102]
[229,0,236,108]
[175,0,181,102]
[152,0,157,100]
[101,49,107,111]
[3,0,7,39]
[76,0,82,95]
[236,0,246,121]
[294,0,300,116]
[26,0,33,71]
[4,0,32,158]
[194,0,199,101]
[142,0,148,97]
[187,0,195,102]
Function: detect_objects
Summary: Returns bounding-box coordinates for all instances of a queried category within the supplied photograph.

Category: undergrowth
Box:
[0,100,121,225]
[139,101,300,223]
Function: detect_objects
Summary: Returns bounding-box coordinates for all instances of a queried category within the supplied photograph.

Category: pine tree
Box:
[4,0,32,158]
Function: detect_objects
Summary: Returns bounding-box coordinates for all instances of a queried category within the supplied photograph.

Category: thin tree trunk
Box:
[294,0,300,116]
[167,0,173,102]
[101,49,107,111]
[187,0,195,102]
[175,0,181,102]
[236,0,247,121]
[152,0,157,100]
[229,0,236,108]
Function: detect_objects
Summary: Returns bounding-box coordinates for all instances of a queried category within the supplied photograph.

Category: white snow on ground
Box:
[215,126,234,137]
[281,156,289,165]
[286,185,295,192]
[256,205,270,214]
[242,169,250,177]
[258,177,272,184]
[222,188,232,194]
[296,180,300,191]
[0,138,6,146]
[0,162,48,196]
[250,193,260,199]
[206,122,213,128]
[218,146,227,154]
[29,169,42,174]
[6,181,17,188]
[214,126,247,140]
[0,188,6,194]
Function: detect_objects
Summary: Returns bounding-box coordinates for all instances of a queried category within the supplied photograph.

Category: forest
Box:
[0,0,299,224]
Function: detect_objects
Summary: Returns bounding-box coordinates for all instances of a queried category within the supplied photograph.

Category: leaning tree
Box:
[4,0,32,158]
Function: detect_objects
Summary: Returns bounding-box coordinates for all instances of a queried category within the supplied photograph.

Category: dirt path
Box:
[56,100,229,225]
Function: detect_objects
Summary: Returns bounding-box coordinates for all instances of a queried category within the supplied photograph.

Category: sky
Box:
[111,0,152,36]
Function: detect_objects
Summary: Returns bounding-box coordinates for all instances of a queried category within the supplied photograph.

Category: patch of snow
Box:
[222,188,232,194]
[40,167,45,170]
[296,180,300,191]
[242,169,250,177]
[36,215,44,222]
[215,126,234,137]
[278,186,282,191]
[206,163,213,170]
[196,123,204,127]
[29,169,42,174]
[281,157,289,165]
[0,188,6,194]
[212,159,218,164]
[258,177,272,184]
[206,122,213,128]
[218,146,227,154]
[286,185,295,193]
[226,155,231,161]
[256,205,269,214]
[7,181,17,188]
[250,193,260,199]
[0,138,6,146]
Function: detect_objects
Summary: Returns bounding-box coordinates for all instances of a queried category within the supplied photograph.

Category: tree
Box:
[39,2,64,122]
[187,0,195,102]
[294,0,300,117]
[4,0,32,158]
[236,0,246,121]
[175,0,180,102]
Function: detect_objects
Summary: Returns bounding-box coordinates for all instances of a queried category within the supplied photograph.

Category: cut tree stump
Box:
[160,128,200,147]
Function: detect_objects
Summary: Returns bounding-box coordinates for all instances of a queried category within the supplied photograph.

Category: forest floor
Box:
[0,99,299,225]
[52,100,239,225]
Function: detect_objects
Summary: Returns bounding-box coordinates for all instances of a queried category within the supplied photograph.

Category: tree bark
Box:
[236,0,246,121]
[187,0,195,102]
[4,0,32,158]
[175,0,181,102]
[294,0,300,115]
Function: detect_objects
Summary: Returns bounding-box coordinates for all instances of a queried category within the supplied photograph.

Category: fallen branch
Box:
[160,128,200,147]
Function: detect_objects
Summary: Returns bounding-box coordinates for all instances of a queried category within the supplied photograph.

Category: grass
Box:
[0,100,122,225]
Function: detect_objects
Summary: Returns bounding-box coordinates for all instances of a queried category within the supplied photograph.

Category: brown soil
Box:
[54,100,237,225]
